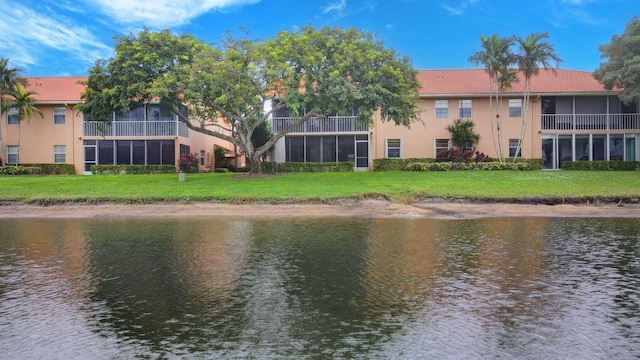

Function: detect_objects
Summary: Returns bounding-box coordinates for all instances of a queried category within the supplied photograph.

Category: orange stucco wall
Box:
[371,96,542,160]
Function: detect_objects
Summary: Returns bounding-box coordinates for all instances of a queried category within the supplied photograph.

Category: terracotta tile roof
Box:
[25,76,87,103]
[417,69,616,96]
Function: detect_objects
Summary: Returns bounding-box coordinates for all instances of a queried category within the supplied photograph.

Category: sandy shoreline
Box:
[1,200,639,219]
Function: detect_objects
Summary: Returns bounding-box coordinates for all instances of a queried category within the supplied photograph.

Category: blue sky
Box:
[0,0,636,76]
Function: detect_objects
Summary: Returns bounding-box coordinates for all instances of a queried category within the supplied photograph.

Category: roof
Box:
[25,76,87,103]
[416,69,616,96]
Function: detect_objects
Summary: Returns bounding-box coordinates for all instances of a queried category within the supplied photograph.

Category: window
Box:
[53,107,66,125]
[458,100,472,118]
[509,99,522,118]
[386,139,401,158]
[7,108,19,124]
[435,139,450,156]
[7,146,19,164]
[200,150,205,165]
[509,139,521,158]
[53,145,66,163]
[435,100,449,118]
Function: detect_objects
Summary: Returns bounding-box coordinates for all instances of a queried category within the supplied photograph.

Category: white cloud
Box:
[91,0,261,28]
[442,0,479,15]
[0,2,112,70]
[323,0,347,14]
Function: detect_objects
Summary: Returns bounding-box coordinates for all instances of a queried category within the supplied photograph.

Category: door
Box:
[541,136,556,169]
[355,135,369,170]
[626,136,637,161]
[84,143,97,174]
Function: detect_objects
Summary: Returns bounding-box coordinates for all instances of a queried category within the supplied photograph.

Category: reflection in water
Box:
[0,217,639,359]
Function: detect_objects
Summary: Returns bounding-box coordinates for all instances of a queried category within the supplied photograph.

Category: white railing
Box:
[84,121,178,137]
[271,116,368,134]
[541,114,640,131]
[178,122,189,138]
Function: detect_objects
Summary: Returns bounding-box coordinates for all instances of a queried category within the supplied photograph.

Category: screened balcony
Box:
[271,116,367,134]
[541,114,640,131]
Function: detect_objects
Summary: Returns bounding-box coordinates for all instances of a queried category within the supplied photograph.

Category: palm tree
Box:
[1,84,43,164]
[0,57,28,165]
[513,33,562,162]
[469,34,517,163]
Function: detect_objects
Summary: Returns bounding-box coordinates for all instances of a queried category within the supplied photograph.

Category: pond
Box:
[0,217,639,359]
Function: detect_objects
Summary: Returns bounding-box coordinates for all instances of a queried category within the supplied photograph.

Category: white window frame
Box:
[53,145,66,164]
[386,139,402,158]
[53,107,66,125]
[7,146,19,164]
[435,100,449,118]
[200,150,206,165]
[509,139,521,158]
[435,138,451,156]
[458,100,472,118]
[7,108,19,125]
[509,99,522,118]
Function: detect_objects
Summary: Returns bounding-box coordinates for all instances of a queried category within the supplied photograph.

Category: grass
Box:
[0,171,638,205]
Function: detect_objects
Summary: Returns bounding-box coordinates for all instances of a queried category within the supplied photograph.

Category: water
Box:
[0,217,639,359]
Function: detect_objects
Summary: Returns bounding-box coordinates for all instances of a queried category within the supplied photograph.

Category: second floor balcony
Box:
[271,116,367,134]
[84,121,190,138]
[542,113,640,131]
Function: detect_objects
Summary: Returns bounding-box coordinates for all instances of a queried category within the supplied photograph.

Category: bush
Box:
[436,149,494,163]
[177,152,200,173]
[373,158,436,171]
[260,161,277,174]
[562,160,640,171]
[213,168,229,173]
[276,162,354,172]
[0,166,42,175]
[20,163,76,175]
[91,165,176,175]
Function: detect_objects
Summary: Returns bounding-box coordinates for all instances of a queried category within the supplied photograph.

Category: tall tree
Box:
[469,34,517,163]
[513,32,562,162]
[78,27,421,173]
[0,57,28,165]
[1,84,43,164]
[593,16,640,105]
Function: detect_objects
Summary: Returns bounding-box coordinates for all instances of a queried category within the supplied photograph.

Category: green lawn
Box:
[1,171,638,204]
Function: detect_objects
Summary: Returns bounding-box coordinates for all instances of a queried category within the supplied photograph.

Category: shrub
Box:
[373,158,436,171]
[562,160,640,171]
[20,163,76,175]
[0,166,42,175]
[276,162,354,172]
[91,165,176,175]
[214,168,229,173]
[177,152,200,173]
[436,149,493,163]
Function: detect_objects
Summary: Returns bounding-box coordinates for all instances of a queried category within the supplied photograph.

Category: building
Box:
[373,69,639,169]
[1,77,240,174]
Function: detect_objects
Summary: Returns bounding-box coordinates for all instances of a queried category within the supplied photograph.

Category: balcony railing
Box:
[84,121,189,137]
[542,114,640,131]
[271,116,367,134]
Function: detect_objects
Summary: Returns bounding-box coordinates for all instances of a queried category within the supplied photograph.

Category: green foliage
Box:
[0,166,42,175]
[436,149,493,163]
[79,27,421,174]
[214,146,227,168]
[20,164,76,175]
[593,16,640,105]
[373,158,436,171]
[562,160,640,171]
[445,119,481,150]
[259,161,278,174]
[276,162,354,172]
[405,162,529,171]
[91,165,176,175]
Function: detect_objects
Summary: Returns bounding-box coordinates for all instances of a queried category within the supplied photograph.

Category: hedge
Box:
[261,162,354,173]
[562,160,640,171]
[373,158,541,171]
[0,166,43,175]
[405,161,530,171]
[91,165,177,175]
[373,158,436,171]
[19,163,77,175]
